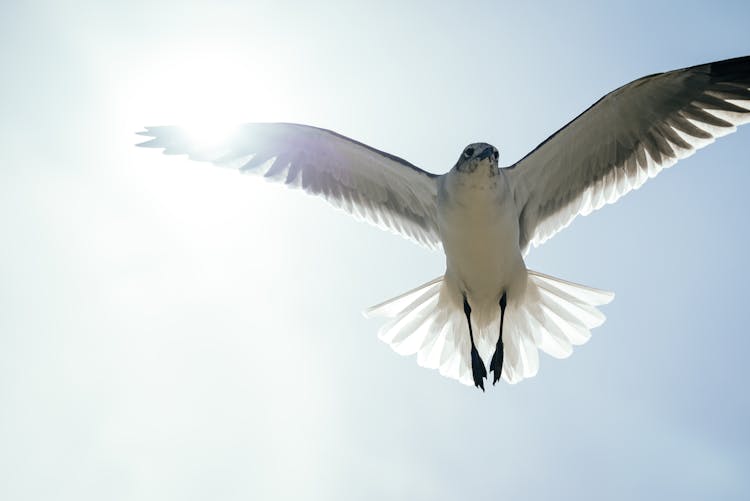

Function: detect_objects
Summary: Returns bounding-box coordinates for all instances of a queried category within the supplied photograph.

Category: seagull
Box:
[138,55,750,390]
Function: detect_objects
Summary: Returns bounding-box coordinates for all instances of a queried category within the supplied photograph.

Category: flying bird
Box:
[138,55,750,390]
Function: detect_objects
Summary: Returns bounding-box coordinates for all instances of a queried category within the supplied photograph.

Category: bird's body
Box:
[138,55,750,390]
[439,148,525,307]
[437,145,528,384]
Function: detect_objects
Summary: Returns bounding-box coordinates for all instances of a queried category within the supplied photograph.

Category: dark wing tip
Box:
[708,55,750,81]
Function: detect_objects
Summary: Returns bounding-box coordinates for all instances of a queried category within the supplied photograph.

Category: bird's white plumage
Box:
[138,56,750,387]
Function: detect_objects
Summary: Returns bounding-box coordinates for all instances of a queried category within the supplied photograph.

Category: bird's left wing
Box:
[507,56,750,254]
[137,123,441,249]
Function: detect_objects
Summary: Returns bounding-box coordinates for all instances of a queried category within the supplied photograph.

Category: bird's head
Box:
[454,143,500,176]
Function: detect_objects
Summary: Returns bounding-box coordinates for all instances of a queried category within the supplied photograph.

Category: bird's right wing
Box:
[138,123,442,249]
[506,56,750,255]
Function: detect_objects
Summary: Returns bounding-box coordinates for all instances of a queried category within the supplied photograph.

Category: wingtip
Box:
[361,307,377,319]
[135,127,156,147]
[135,137,160,148]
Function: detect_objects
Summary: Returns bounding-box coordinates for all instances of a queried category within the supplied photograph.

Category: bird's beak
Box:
[477,146,494,161]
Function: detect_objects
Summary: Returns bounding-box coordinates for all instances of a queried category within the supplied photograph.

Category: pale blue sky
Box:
[2,1,750,500]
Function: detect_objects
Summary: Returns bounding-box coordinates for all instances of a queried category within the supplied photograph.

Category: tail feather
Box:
[529,270,614,306]
[522,303,569,359]
[538,287,606,328]
[364,276,443,318]
[365,270,614,386]
[540,302,591,345]
[416,321,450,369]
[383,293,436,347]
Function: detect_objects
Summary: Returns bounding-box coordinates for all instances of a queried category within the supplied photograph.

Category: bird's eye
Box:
[493,149,499,160]
[464,147,474,158]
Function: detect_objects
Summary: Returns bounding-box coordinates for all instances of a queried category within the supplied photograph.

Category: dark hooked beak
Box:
[477,146,494,161]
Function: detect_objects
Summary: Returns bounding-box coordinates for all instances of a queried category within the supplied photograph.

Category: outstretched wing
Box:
[137,123,441,249]
[507,55,750,254]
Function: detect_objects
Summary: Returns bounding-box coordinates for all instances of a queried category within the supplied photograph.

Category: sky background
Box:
[2,1,750,500]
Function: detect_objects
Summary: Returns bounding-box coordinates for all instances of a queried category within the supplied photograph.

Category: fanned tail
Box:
[365,270,614,386]
[501,270,614,384]
[365,276,476,385]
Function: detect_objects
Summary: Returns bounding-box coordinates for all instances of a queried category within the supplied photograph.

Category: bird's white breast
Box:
[437,168,525,306]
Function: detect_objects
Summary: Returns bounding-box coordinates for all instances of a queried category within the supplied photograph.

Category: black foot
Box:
[491,292,507,385]
[490,343,504,385]
[471,345,487,391]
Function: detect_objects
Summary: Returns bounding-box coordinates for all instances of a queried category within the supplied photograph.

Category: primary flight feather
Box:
[138,55,750,390]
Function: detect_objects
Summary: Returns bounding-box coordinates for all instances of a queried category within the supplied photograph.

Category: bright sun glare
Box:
[118,43,306,242]
[120,43,296,148]
[117,43,297,199]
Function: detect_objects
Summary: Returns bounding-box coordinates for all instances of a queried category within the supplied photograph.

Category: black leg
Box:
[490,292,507,385]
[463,294,487,391]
